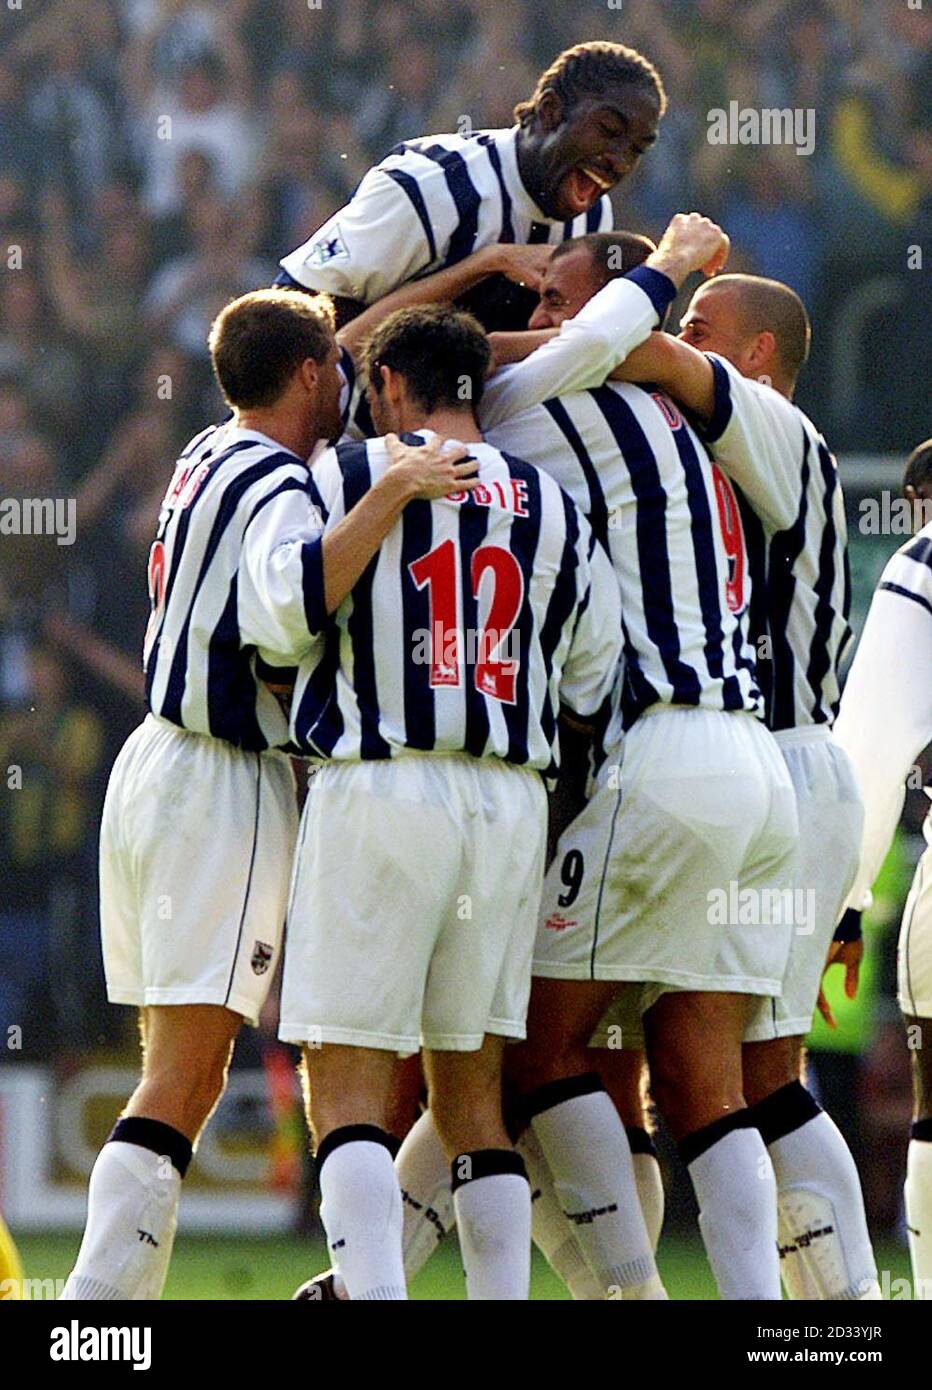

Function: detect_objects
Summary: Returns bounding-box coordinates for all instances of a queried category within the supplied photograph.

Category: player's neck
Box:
[231,408,311,460]
[403,409,483,444]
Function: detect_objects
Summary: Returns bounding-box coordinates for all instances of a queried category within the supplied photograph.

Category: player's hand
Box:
[815,938,864,1028]
[490,243,555,291]
[647,212,730,288]
[384,432,480,501]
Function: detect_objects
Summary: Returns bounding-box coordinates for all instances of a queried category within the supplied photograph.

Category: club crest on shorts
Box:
[251,940,274,975]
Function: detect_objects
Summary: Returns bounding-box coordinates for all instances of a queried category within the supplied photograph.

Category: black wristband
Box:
[833,908,863,945]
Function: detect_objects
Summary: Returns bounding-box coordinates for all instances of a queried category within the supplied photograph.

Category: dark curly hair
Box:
[363,305,491,414]
[514,41,667,127]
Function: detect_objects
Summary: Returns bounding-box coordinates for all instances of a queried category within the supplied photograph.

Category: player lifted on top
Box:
[61,290,479,1301]
[835,440,932,1299]
[612,272,879,1300]
[277,41,664,316]
[275,307,622,1300]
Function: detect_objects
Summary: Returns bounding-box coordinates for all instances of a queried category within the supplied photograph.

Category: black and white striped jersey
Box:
[835,522,932,909]
[701,355,852,731]
[483,384,762,730]
[278,127,612,303]
[143,422,326,752]
[290,432,622,778]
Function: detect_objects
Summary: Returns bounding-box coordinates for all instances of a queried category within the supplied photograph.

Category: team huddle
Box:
[59,40,931,1302]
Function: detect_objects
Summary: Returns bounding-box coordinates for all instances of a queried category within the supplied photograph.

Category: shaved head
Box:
[700,273,811,383]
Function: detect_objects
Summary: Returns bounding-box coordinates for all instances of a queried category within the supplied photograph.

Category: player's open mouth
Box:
[564,164,615,215]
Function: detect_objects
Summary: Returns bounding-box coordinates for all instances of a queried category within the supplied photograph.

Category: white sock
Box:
[395,1111,455,1282]
[317,1129,407,1301]
[757,1085,879,1300]
[627,1128,665,1254]
[452,1151,531,1300]
[684,1118,780,1300]
[529,1078,666,1299]
[905,1130,932,1299]
[61,1139,183,1300]
[517,1127,603,1300]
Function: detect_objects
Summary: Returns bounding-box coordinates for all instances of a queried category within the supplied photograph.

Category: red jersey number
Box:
[711,463,746,613]
[408,540,523,703]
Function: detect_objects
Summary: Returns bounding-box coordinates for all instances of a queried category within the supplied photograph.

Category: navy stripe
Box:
[400,499,436,749]
[589,387,702,724]
[384,168,437,263]
[338,442,392,758]
[206,573,266,749]
[767,435,810,731]
[537,484,584,768]
[477,135,514,242]
[905,536,932,571]
[293,626,344,755]
[701,357,734,443]
[403,143,480,267]
[541,397,610,551]
[496,455,543,765]
[669,419,743,710]
[737,488,771,720]
[149,441,276,722]
[528,221,551,244]
[458,494,492,759]
[585,204,602,233]
[805,442,841,724]
[878,581,932,620]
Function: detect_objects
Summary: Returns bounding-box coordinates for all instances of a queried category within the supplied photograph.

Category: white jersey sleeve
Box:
[480,270,673,432]
[279,168,438,304]
[700,354,809,532]
[559,536,623,720]
[834,531,932,909]
[237,484,327,667]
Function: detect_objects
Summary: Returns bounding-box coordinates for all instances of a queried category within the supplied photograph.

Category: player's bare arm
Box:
[611,331,717,423]
[319,434,478,614]
[337,245,554,361]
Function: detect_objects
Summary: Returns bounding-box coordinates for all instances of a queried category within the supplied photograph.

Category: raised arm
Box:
[337,244,554,360]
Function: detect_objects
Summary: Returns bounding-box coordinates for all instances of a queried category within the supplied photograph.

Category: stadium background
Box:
[0,0,928,1297]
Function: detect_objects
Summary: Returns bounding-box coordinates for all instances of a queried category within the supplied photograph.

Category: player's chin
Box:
[553,169,610,222]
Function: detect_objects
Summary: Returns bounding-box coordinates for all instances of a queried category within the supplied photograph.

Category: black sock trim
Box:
[626,1124,658,1159]
[679,1110,753,1167]
[315,1124,400,1177]
[750,1080,822,1147]
[519,1071,604,1125]
[912,1118,932,1143]
[108,1117,193,1178]
[450,1148,528,1192]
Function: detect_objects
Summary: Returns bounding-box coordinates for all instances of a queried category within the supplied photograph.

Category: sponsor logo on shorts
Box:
[251,940,274,975]
[544,913,578,932]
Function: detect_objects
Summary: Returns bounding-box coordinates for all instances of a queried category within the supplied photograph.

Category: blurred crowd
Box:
[0,0,928,1232]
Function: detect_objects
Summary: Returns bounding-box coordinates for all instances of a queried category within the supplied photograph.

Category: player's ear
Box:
[298,357,319,394]
[536,87,564,133]
[748,329,777,373]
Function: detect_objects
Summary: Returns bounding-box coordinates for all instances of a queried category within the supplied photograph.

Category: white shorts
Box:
[534,705,799,997]
[744,727,863,1042]
[279,754,548,1053]
[100,715,299,1025]
[899,824,932,1020]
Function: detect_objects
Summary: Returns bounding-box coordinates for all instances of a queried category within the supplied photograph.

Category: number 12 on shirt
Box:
[408,538,524,703]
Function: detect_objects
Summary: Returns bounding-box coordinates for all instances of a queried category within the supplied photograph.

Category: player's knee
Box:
[742,1039,800,1108]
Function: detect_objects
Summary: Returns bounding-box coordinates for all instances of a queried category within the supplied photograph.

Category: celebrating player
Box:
[276,41,665,315]
[275,307,623,1301]
[609,273,879,1300]
[61,289,478,1301]
[834,439,932,1300]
